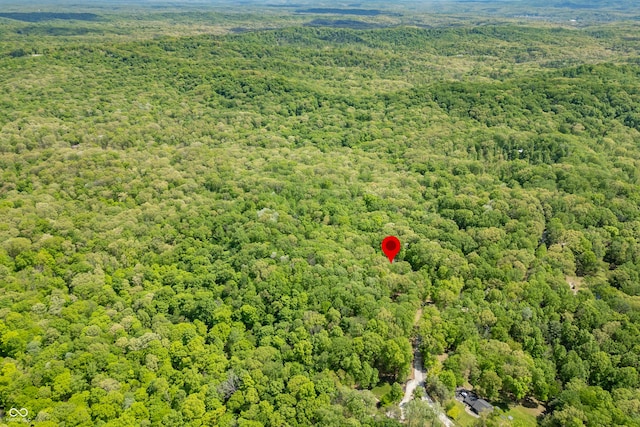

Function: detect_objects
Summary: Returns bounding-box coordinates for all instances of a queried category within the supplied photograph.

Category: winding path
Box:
[398,308,455,427]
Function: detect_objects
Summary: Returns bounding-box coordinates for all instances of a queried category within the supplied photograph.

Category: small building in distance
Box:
[469,397,493,415]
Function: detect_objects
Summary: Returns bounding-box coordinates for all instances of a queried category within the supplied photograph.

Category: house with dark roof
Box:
[463,394,494,415]
[470,398,493,414]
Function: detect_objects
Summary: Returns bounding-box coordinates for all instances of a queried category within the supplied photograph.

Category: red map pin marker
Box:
[381,236,401,263]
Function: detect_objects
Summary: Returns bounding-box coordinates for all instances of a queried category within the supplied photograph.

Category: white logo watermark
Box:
[7,408,30,422]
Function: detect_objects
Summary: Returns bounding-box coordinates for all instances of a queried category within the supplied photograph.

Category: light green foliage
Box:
[404,399,440,427]
[446,403,461,421]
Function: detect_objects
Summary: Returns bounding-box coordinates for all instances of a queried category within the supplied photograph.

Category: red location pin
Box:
[381,236,401,263]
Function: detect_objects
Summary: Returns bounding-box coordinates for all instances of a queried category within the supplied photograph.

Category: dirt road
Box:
[398,307,455,427]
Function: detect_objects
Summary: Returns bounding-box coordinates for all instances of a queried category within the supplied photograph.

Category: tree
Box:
[182,394,206,422]
[404,399,441,427]
[381,382,403,406]
[425,374,451,404]
[381,338,412,381]
[477,370,502,401]
[438,370,457,393]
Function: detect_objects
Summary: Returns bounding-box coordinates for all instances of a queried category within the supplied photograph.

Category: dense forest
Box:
[0,8,639,427]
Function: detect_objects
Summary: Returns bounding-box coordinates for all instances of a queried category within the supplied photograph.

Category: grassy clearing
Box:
[504,404,542,426]
[565,275,584,294]
[449,400,541,427]
[448,400,479,427]
[372,383,392,399]
[489,404,541,427]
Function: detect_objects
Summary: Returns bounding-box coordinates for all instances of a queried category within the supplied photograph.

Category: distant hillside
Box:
[0,12,100,22]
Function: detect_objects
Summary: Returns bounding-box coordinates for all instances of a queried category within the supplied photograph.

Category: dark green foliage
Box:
[0,13,640,427]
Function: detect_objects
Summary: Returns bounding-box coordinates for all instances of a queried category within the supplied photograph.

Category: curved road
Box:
[399,348,426,410]
[399,309,454,427]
